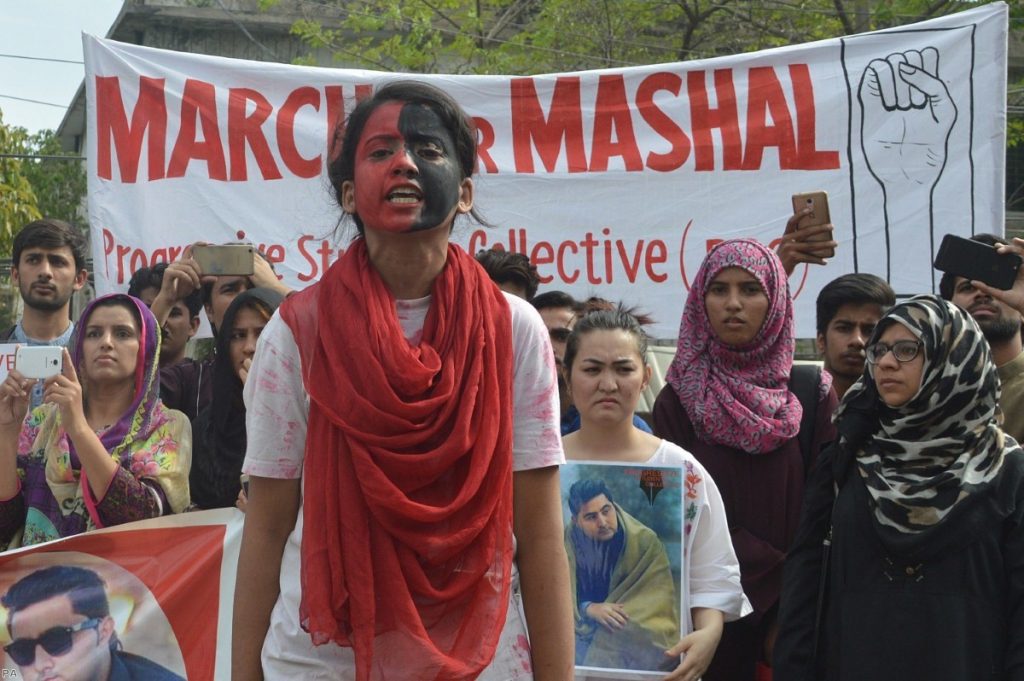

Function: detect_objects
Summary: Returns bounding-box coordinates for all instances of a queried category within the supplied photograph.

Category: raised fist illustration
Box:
[858,47,957,192]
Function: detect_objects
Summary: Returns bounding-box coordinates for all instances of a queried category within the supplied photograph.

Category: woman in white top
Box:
[562,308,750,681]
[231,81,573,681]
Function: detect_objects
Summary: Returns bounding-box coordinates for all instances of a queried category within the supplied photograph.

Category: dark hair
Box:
[577,297,656,326]
[127,263,202,318]
[88,295,144,336]
[13,219,88,273]
[815,273,896,336]
[2,566,109,636]
[475,249,540,300]
[938,233,1008,301]
[532,290,577,313]
[549,327,571,344]
[327,80,479,234]
[568,479,614,515]
[563,307,648,381]
[578,296,615,315]
[234,296,274,325]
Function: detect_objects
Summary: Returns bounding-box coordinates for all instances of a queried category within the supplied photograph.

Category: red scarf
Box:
[280,240,514,681]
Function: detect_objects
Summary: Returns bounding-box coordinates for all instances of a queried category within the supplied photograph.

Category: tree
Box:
[278,0,995,76]
[18,129,87,225]
[0,110,41,256]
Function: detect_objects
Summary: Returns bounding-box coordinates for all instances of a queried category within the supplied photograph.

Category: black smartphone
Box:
[933,234,1022,291]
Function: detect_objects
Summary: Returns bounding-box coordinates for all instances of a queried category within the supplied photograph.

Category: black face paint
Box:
[399,104,463,232]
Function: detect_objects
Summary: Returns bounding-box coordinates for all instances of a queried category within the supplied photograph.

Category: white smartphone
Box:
[15,346,63,379]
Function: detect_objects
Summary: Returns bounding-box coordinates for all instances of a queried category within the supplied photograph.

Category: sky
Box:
[0,0,123,134]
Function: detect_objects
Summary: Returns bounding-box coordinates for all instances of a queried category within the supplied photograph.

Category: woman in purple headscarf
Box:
[0,293,191,549]
[652,239,837,681]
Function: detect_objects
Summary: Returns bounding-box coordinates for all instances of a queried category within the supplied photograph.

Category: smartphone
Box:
[934,234,1022,290]
[15,346,63,379]
[192,244,255,277]
[791,191,835,258]
[240,473,250,496]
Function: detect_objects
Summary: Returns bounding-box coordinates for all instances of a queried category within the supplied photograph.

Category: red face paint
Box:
[351,101,463,234]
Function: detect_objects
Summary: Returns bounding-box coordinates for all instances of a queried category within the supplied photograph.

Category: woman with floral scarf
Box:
[652,239,837,680]
[0,293,191,548]
[775,296,1024,681]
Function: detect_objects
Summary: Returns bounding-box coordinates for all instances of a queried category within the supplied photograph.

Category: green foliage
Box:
[1010,119,1024,150]
[18,130,87,225]
[279,0,1021,205]
[0,110,41,257]
[0,110,86,261]
[283,0,996,75]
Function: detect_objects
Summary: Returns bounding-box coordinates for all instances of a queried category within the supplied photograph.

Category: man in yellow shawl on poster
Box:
[566,478,679,672]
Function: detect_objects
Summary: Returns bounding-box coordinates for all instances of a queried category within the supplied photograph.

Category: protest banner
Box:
[0,345,18,385]
[83,4,1008,338]
[0,510,242,680]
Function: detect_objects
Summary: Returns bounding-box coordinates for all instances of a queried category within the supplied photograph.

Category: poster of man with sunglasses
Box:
[1,565,183,681]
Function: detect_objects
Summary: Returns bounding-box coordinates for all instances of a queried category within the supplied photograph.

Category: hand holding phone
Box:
[964,237,1024,317]
[192,244,255,277]
[934,234,1023,291]
[15,346,63,380]
[778,192,837,275]
[790,191,835,259]
[0,362,33,429]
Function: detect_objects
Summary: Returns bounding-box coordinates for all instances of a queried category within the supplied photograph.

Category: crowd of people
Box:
[0,79,1021,681]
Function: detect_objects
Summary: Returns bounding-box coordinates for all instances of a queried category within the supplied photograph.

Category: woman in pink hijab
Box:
[652,238,836,681]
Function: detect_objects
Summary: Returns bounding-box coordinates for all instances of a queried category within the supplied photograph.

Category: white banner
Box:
[84,4,1008,338]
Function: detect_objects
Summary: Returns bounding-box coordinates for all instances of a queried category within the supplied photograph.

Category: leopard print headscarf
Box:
[837,295,1014,534]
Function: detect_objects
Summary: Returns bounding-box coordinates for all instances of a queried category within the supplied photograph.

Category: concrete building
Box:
[57,0,343,155]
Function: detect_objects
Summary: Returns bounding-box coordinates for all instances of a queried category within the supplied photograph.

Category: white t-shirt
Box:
[242,292,564,680]
[643,440,751,627]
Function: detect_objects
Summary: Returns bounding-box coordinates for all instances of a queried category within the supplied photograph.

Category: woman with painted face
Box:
[651,239,837,681]
[232,82,572,681]
[0,294,191,548]
[774,296,1024,681]
[189,287,282,510]
[562,308,749,681]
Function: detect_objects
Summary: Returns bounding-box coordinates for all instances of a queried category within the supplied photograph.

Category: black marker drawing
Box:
[858,47,957,289]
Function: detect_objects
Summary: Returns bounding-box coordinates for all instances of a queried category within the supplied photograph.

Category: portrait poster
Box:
[0,509,242,680]
[561,461,685,679]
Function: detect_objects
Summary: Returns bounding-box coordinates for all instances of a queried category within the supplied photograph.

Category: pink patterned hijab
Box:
[666,238,807,454]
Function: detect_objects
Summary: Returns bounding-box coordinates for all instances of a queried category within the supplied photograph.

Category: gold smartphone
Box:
[791,191,835,258]
[192,244,255,276]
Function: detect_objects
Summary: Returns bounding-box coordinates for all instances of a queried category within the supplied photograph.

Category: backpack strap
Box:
[787,363,822,475]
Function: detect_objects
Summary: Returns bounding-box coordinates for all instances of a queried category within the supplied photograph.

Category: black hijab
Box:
[190,287,283,508]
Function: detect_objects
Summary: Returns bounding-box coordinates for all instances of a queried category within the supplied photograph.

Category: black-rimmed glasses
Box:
[4,618,102,666]
[866,340,923,365]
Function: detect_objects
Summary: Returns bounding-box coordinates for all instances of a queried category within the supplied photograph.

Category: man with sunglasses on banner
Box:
[1,566,182,681]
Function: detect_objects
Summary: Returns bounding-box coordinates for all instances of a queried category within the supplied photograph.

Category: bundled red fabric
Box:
[280,239,515,681]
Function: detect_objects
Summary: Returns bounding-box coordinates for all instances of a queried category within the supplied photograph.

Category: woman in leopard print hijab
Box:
[775,294,1024,681]
[843,294,1015,538]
